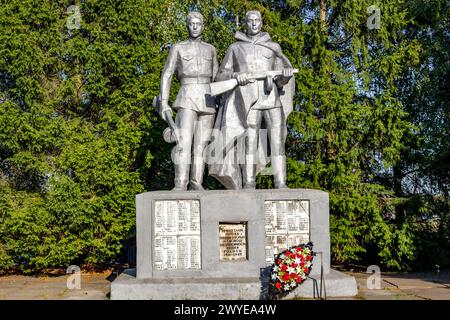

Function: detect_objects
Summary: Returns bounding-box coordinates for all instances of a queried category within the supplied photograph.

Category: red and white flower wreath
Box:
[270,242,314,293]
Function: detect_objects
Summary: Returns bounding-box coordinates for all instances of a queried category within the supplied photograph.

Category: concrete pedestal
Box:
[111,269,357,300]
[110,189,358,299]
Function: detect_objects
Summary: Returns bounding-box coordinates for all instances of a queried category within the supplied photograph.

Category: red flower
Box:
[290,273,297,279]
[277,259,282,265]
[306,255,312,261]
[304,268,309,273]
[296,278,303,284]
[291,263,297,268]
[282,273,290,282]
[275,282,282,289]
[281,264,288,271]
[300,261,305,267]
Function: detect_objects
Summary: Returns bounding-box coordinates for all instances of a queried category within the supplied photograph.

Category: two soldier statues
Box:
[157,10,296,191]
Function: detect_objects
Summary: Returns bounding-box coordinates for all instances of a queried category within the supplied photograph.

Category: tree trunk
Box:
[320,0,327,25]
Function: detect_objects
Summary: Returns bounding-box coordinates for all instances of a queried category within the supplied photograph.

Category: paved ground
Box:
[0,269,449,300]
[0,270,114,300]
[348,270,450,300]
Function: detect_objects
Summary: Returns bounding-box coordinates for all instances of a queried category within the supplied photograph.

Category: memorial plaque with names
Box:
[264,200,309,265]
[153,200,201,270]
[219,223,247,261]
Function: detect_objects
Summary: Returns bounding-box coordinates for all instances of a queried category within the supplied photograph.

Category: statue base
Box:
[110,189,357,299]
[111,268,357,299]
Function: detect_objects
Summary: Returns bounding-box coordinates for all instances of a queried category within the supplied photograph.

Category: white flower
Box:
[294,257,301,265]
[287,266,295,274]
[280,254,285,259]
[271,273,278,280]
[273,266,279,272]
[284,284,290,291]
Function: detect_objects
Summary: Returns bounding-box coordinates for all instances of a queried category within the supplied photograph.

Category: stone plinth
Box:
[110,189,357,299]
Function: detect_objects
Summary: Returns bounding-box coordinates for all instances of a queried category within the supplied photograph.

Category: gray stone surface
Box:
[136,189,331,280]
[109,188,358,299]
[111,268,357,300]
[284,269,358,299]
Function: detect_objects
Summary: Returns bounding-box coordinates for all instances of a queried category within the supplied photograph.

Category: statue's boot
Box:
[172,163,189,191]
[272,155,289,189]
[190,156,205,190]
[243,155,256,189]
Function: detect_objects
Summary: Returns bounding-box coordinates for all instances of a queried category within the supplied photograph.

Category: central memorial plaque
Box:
[219,223,248,261]
[153,200,201,270]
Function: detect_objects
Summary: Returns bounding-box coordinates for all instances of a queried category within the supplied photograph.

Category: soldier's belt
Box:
[180,77,211,85]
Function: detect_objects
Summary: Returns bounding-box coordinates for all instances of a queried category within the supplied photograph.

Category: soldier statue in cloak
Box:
[208,10,296,190]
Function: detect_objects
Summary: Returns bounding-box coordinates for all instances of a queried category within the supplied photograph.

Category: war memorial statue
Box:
[110,10,358,300]
[209,10,296,190]
[157,11,218,191]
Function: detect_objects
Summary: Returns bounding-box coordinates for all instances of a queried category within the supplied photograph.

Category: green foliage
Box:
[392,0,450,269]
[0,0,149,272]
[0,0,447,273]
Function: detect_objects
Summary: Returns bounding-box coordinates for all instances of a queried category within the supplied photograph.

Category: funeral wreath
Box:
[270,242,314,294]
